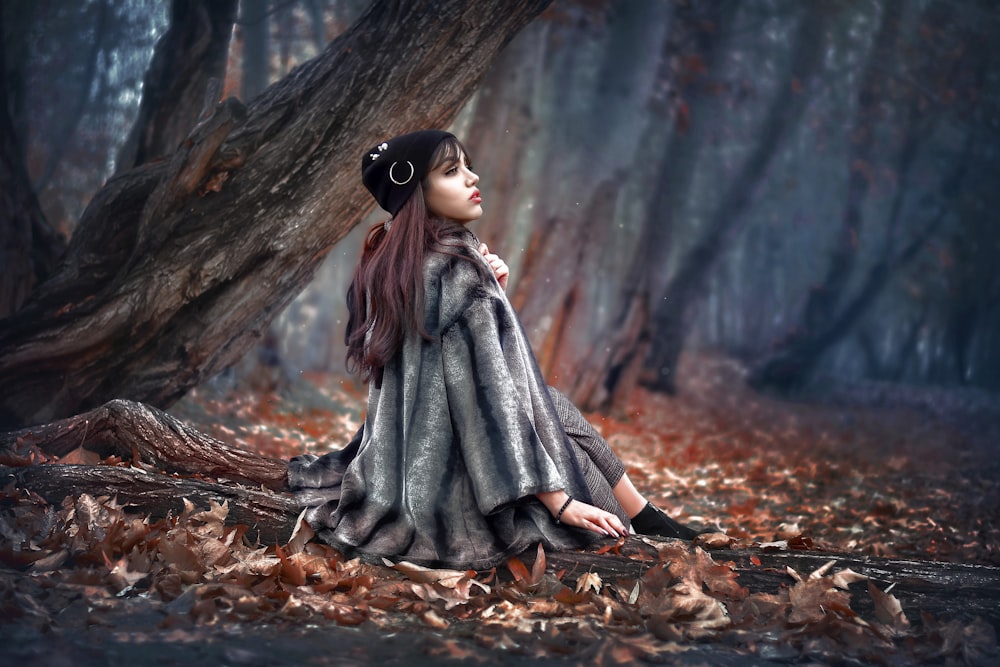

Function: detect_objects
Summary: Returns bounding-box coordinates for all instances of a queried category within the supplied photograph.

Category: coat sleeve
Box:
[433,252,587,515]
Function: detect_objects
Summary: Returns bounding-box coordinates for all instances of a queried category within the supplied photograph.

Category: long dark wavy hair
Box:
[345,136,491,385]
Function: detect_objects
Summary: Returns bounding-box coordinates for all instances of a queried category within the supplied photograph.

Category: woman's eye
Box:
[445,166,458,175]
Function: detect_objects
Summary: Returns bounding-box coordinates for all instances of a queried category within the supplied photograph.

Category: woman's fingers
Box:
[478,242,502,269]
[583,506,623,536]
[492,260,509,290]
[600,513,627,538]
[564,501,627,538]
[600,517,626,538]
[585,523,608,537]
[478,242,509,290]
[588,517,623,538]
[484,253,505,272]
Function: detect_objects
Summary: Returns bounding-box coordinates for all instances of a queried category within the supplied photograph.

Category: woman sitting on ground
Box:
[288,130,701,569]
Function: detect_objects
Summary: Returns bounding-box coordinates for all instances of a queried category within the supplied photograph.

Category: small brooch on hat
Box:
[369,142,389,161]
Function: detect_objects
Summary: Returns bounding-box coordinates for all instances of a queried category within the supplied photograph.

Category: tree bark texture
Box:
[115,0,239,172]
[0,0,553,429]
[0,398,293,541]
[3,464,298,544]
[0,398,288,490]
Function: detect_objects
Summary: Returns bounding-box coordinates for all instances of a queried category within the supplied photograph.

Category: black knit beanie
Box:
[361,130,455,216]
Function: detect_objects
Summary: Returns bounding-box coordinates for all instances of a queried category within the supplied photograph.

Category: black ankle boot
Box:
[630,502,700,540]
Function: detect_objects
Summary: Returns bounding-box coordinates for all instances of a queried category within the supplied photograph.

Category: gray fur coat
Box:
[288,229,628,569]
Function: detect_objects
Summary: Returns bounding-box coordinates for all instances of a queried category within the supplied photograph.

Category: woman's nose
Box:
[467,169,479,185]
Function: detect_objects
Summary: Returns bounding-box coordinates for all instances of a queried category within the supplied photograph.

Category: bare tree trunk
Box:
[33,1,110,193]
[303,0,329,52]
[569,0,723,410]
[641,5,828,395]
[747,0,980,391]
[116,0,239,172]
[749,137,972,391]
[241,0,270,102]
[0,0,553,429]
[0,12,66,319]
[508,0,669,389]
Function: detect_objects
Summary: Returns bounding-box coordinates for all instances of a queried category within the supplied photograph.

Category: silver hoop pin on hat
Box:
[389,161,415,186]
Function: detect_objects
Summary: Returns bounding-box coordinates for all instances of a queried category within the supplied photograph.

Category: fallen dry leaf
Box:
[868,581,910,632]
[788,577,851,625]
[575,571,602,595]
[693,531,735,549]
[832,567,868,589]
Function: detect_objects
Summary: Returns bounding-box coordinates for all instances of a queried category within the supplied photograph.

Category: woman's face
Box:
[423,151,482,224]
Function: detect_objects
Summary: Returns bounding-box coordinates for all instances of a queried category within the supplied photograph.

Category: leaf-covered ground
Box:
[2,352,998,665]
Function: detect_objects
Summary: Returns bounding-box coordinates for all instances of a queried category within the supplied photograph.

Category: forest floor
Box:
[2,351,998,665]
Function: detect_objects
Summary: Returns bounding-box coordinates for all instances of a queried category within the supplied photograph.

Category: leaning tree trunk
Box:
[115,0,239,172]
[0,0,552,429]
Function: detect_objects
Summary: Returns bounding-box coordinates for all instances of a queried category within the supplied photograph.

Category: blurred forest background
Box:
[4,0,1000,415]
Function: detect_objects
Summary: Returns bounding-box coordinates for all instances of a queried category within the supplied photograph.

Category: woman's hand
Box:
[537,490,628,538]
[479,243,509,292]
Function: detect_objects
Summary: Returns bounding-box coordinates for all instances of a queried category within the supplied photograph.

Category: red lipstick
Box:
[470,189,482,204]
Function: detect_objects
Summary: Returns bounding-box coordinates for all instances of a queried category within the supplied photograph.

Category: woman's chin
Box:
[455,210,484,225]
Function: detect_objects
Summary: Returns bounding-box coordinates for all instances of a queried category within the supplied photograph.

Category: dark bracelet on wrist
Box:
[554,496,574,524]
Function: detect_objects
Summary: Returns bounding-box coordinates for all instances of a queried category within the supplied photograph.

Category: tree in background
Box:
[747,0,991,392]
[457,0,1000,406]
[1,6,65,318]
[116,0,239,172]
